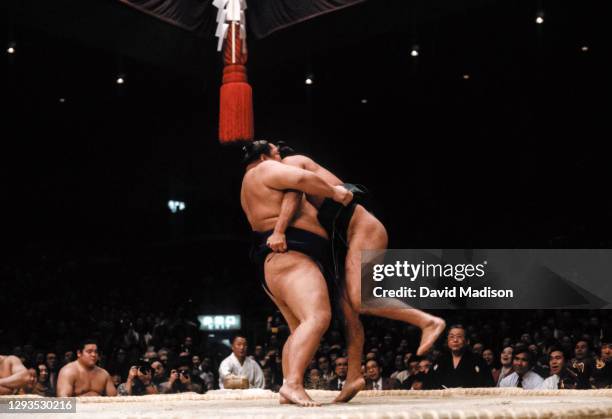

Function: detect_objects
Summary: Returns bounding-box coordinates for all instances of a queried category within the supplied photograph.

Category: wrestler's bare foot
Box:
[279,383,320,407]
[333,376,365,403]
[417,317,446,356]
[280,392,315,404]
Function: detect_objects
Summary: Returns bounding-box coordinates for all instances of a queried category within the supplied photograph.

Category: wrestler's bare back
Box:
[241,160,328,238]
[0,356,18,380]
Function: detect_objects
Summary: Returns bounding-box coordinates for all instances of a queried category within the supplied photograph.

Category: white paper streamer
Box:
[213,0,247,54]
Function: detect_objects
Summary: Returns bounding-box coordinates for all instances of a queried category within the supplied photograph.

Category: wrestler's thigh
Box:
[264,251,331,322]
[263,284,299,332]
[344,206,388,309]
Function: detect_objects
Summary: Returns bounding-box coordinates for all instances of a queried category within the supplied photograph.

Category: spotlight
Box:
[305,77,313,85]
[7,46,15,54]
[410,49,419,57]
[116,77,125,85]
[536,16,544,24]
[463,74,470,80]
[581,46,589,52]
[168,200,186,214]
[59,98,66,103]
[361,99,368,104]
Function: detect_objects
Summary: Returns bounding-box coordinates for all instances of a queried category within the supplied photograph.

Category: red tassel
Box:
[219,23,254,144]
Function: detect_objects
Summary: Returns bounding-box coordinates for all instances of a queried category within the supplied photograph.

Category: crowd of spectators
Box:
[4,309,611,396]
[2,251,611,396]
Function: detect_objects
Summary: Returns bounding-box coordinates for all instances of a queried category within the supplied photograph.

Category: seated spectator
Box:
[496,346,514,386]
[46,352,59,394]
[218,335,264,389]
[499,347,544,389]
[198,357,215,391]
[389,354,406,382]
[160,363,203,394]
[394,352,413,384]
[365,359,399,390]
[482,348,497,379]
[151,360,167,388]
[571,339,594,375]
[262,365,280,392]
[591,330,612,389]
[318,355,335,384]
[540,347,588,389]
[425,325,494,389]
[305,368,327,390]
[33,364,54,396]
[117,362,158,396]
[63,351,76,366]
[328,357,348,391]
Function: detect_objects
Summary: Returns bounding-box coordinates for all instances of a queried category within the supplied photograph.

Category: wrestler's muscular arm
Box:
[104,371,117,396]
[267,190,301,252]
[259,160,351,205]
[267,155,344,252]
[0,356,30,391]
[56,366,76,397]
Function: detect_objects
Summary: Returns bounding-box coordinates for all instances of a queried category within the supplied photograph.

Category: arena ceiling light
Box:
[168,200,186,213]
[535,14,544,25]
[7,43,16,54]
[116,76,125,85]
[410,48,419,57]
[305,76,314,85]
[581,46,589,52]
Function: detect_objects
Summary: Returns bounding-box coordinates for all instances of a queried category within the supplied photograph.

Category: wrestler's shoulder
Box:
[282,154,314,167]
[4,355,24,366]
[60,361,78,372]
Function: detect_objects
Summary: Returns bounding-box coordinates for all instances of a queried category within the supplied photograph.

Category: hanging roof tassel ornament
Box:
[214,0,253,144]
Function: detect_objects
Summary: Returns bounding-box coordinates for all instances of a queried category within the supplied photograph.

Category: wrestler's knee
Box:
[307,311,331,335]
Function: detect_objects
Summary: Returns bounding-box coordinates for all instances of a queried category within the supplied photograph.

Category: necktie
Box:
[517,376,523,388]
[338,381,343,390]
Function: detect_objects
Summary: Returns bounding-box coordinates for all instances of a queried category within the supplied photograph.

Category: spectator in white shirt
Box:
[499,347,544,389]
[218,335,264,389]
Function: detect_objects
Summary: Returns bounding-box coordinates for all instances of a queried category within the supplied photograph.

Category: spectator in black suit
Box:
[424,325,494,389]
[327,357,348,391]
[364,359,399,390]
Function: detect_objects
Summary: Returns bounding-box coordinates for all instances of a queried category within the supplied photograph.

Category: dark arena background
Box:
[2,0,612,417]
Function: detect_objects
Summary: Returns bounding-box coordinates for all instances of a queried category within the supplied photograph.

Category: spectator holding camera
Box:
[160,366,202,394]
[117,362,158,396]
